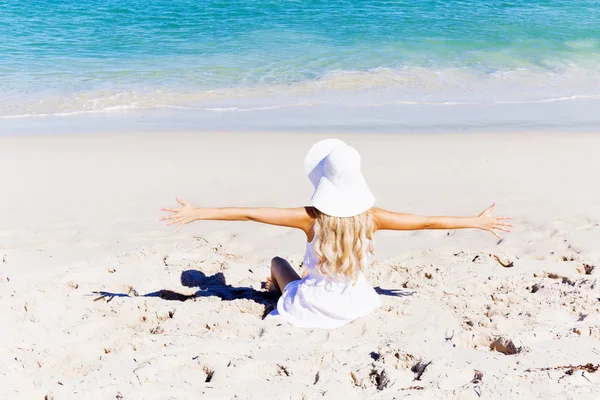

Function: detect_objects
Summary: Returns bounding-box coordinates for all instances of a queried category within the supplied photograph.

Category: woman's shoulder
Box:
[368,207,387,232]
[303,206,318,242]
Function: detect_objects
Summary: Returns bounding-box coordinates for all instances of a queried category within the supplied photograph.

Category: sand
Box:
[1,132,599,399]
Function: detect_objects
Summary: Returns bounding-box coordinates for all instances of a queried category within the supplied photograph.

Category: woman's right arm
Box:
[372,203,512,239]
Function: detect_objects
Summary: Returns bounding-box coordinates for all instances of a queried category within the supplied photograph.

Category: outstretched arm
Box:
[160,198,313,233]
[372,203,512,239]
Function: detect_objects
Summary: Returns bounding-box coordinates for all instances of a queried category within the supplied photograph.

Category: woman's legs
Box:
[268,256,301,294]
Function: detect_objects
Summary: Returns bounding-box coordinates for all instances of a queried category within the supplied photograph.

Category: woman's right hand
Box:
[475,202,513,239]
[160,198,197,231]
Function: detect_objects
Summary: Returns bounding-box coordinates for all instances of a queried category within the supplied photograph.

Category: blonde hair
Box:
[312,208,375,282]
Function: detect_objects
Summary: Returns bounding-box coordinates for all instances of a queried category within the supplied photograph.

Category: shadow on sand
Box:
[92,270,413,317]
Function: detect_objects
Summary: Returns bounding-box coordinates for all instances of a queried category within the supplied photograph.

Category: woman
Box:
[160,139,511,328]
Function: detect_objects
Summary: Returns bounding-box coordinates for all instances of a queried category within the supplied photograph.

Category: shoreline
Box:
[3,128,600,139]
[2,95,600,137]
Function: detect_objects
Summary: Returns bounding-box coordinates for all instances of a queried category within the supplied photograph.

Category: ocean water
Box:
[1,0,600,133]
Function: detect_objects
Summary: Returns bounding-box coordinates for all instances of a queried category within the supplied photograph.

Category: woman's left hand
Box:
[475,203,513,239]
[160,198,197,231]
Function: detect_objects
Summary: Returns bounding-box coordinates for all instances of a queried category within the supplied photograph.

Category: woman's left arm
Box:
[160,198,313,233]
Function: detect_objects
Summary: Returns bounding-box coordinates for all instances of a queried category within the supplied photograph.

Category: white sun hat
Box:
[304,139,375,218]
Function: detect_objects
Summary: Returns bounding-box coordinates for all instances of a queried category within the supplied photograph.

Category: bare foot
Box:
[265,276,279,292]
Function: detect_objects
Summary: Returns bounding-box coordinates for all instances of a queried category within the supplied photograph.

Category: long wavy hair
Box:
[311,207,375,282]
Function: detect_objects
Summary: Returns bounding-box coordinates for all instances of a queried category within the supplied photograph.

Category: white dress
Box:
[268,235,381,329]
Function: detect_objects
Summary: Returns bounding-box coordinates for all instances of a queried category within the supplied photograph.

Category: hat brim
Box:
[311,174,375,218]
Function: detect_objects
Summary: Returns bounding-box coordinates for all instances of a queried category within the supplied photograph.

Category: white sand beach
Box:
[1,132,599,399]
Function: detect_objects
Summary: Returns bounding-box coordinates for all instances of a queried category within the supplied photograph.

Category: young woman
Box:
[161,139,512,329]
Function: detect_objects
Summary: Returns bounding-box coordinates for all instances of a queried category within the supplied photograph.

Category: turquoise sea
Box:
[1,0,600,133]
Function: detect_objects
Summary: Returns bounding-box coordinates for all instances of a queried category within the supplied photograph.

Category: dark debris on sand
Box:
[411,360,432,381]
[525,363,599,374]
